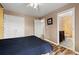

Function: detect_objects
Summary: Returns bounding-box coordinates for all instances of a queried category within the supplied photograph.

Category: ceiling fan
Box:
[26,3,40,9]
[25,3,41,17]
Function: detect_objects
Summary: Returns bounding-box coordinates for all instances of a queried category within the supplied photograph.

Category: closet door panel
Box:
[4,14,25,38]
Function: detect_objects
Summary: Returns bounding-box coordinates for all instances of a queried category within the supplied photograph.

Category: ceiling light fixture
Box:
[28,3,40,9]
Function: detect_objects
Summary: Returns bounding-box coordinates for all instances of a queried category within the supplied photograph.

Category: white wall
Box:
[4,14,25,38]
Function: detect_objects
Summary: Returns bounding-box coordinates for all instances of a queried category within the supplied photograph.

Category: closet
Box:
[4,14,25,38]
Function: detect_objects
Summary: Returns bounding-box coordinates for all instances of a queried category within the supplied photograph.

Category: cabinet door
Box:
[0,8,4,39]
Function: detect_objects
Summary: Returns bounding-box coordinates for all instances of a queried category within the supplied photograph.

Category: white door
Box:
[4,14,25,39]
[34,19,45,38]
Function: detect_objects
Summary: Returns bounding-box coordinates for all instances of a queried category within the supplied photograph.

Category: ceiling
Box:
[2,3,68,18]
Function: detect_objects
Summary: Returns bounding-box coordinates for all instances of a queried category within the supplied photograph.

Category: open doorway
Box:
[57,8,75,50]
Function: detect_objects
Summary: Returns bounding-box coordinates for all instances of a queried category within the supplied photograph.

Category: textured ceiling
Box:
[2,3,68,17]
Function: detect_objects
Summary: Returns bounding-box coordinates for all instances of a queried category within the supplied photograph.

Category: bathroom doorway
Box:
[57,8,75,50]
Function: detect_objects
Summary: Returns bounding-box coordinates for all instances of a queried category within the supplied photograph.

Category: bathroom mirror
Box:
[57,8,75,51]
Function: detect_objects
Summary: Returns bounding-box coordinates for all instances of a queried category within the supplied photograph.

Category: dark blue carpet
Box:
[0,36,53,55]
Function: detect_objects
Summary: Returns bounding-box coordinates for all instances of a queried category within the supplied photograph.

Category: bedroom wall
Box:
[43,3,79,52]
[25,16,34,36]
[0,6,4,39]
[44,13,57,43]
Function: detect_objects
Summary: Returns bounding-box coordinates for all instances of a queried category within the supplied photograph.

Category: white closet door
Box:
[34,19,45,38]
[4,14,25,39]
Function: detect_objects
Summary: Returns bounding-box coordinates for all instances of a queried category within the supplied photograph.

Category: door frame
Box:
[57,8,75,51]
